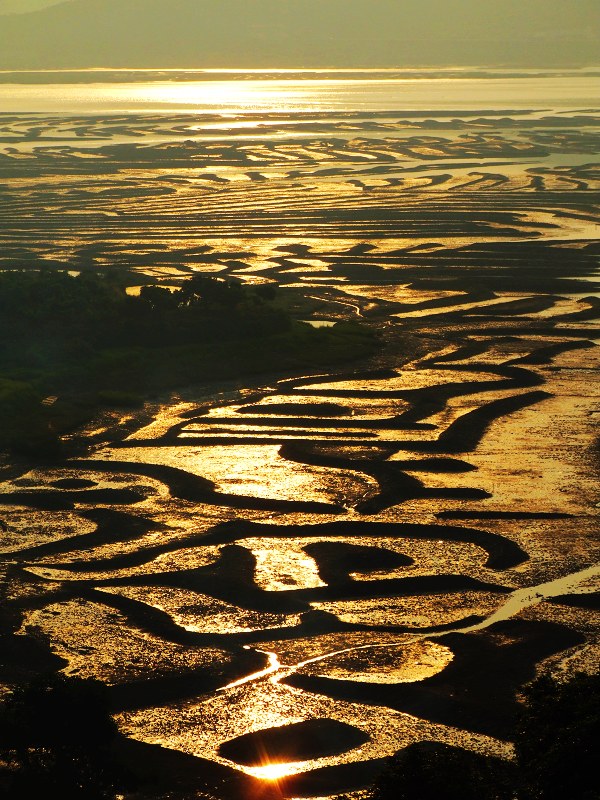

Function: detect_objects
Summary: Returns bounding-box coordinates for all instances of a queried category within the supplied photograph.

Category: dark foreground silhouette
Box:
[0,674,127,799]
[367,671,599,800]
[0,670,597,799]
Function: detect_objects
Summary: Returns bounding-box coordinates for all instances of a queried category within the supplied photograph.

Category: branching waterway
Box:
[0,75,599,799]
[223,561,600,695]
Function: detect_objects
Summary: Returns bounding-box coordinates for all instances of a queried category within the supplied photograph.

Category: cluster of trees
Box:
[0,271,290,352]
[369,671,599,800]
[0,270,376,457]
[0,378,58,457]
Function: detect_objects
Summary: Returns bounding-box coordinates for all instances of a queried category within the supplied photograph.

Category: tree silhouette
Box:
[0,673,127,799]
[369,741,513,800]
[367,670,599,800]
[515,671,600,800]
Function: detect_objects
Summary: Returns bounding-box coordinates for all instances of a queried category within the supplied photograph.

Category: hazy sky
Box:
[0,0,63,11]
[1,0,598,21]
[0,0,598,69]
[2,0,598,18]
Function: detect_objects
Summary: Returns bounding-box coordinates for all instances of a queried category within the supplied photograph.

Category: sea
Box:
[0,68,598,114]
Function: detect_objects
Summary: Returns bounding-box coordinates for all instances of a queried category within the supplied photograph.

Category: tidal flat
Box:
[0,79,598,799]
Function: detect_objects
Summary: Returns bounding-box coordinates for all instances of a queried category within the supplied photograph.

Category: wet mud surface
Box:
[0,106,599,799]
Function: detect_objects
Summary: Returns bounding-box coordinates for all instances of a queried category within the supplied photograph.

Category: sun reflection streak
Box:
[247,761,304,781]
[127,79,323,114]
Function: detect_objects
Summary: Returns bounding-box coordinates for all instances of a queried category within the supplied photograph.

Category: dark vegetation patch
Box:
[0,271,377,458]
[369,741,514,800]
[0,673,130,799]
[513,671,600,800]
[0,672,253,799]
[0,629,67,687]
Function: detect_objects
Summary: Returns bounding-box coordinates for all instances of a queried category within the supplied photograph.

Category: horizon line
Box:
[1,65,599,75]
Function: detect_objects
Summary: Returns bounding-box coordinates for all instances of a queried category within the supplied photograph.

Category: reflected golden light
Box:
[247,761,303,781]
[132,80,320,114]
[220,649,282,690]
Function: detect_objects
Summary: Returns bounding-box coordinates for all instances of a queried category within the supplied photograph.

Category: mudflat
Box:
[0,84,598,799]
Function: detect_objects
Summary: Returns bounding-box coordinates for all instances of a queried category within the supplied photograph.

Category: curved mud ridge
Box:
[69,459,346,514]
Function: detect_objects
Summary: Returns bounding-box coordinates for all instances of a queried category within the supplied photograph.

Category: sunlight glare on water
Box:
[0,75,599,113]
[245,761,305,781]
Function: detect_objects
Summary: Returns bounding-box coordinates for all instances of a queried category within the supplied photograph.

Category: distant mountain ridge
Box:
[0,0,598,69]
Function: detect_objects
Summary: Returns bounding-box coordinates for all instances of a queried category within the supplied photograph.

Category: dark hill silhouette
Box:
[0,0,597,69]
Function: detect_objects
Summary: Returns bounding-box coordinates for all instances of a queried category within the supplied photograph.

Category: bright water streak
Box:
[0,76,599,113]
[218,563,600,693]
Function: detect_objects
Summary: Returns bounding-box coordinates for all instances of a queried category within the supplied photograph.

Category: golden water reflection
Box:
[310,592,505,628]
[103,587,302,634]
[3,75,598,114]
[91,444,377,505]
[22,598,234,685]
[247,761,305,781]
